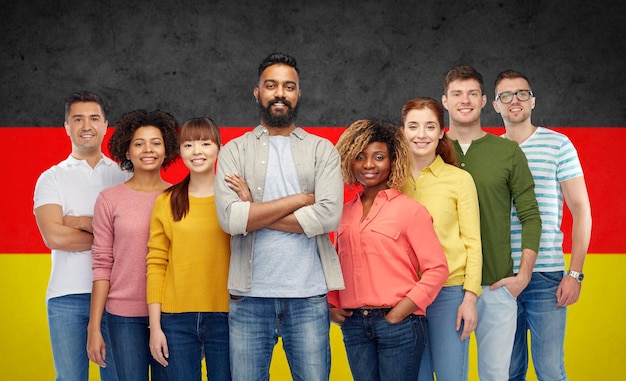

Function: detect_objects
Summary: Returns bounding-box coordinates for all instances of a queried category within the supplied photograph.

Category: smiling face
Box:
[180,138,219,174]
[493,77,535,126]
[64,101,108,156]
[254,63,301,131]
[352,141,391,193]
[402,108,444,162]
[442,79,487,127]
[126,126,166,173]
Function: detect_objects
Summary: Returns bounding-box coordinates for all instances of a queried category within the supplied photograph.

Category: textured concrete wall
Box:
[1,0,624,127]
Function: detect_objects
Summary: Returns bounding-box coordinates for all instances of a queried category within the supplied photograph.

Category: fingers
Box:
[150,344,169,367]
[87,347,107,367]
[329,307,353,325]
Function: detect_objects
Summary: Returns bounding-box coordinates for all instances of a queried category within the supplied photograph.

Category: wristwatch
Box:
[567,270,584,282]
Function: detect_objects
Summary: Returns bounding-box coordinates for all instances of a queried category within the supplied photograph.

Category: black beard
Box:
[258,98,299,127]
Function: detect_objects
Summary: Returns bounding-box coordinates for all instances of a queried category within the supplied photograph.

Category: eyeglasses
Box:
[495,90,534,104]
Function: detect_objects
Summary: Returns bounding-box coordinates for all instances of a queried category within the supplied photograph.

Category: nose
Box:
[363,157,375,169]
[275,84,285,97]
[416,126,427,138]
[192,142,201,154]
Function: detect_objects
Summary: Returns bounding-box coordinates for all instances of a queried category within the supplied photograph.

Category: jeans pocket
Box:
[307,294,328,303]
[536,271,564,285]
[501,285,517,301]
[229,294,245,302]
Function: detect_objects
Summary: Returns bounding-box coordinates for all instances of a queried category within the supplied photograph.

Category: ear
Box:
[253,87,260,104]
[441,95,448,110]
[492,100,501,114]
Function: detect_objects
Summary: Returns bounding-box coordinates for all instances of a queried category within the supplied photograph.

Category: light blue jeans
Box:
[418,285,469,381]
[160,312,230,381]
[47,293,118,381]
[106,312,168,381]
[475,285,517,381]
[509,271,568,381]
[341,309,427,381]
[228,294,330,381]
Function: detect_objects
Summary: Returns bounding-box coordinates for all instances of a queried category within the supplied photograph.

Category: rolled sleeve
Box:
[215,141,252,236]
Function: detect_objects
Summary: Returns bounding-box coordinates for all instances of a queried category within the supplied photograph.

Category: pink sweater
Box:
[92,183,164,317]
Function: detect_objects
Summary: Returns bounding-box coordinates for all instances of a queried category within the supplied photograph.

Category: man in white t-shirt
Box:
[34,91,127,381]
[493,70,592,381]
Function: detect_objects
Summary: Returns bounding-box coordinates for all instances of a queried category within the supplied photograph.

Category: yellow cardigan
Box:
[147,193,231,312]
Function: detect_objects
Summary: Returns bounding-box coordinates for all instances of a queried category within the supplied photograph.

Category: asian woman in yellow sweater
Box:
[146,117,237,381]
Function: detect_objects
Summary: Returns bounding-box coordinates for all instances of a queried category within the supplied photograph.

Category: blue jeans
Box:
[418,285,469,381]
[106,312,168,381]
[161,312,230,381]
[509,271,568,381]
[341,308,427,381]
[475,285,517,381]
[228,295,330,381]
[47,294,118,381]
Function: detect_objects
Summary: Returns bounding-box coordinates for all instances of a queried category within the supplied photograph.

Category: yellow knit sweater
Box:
[147,193,230,312]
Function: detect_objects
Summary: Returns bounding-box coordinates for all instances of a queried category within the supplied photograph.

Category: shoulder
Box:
[535,127,576,148]
[98,183,129,200]
[223,128,259,147]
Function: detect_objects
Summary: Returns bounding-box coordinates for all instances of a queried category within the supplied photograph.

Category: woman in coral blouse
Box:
[329,119,449,381]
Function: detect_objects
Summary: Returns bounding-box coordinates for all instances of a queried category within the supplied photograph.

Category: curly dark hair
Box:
[108,109,179,172]
[335,119,411,189]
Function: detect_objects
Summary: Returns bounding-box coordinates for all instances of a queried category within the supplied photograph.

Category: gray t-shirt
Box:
[239,135,326,297]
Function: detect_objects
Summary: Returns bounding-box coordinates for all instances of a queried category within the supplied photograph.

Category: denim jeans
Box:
[228,295,330,381]
[475,285,517,381]
[47,294,118,381]
[417,285,469,381]
[106,312,168,381]
[341,308,427,381]
[160,312,230,381]
[509,271,568,381]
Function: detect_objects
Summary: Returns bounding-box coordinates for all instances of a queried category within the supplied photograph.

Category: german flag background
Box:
[1,1,624,379]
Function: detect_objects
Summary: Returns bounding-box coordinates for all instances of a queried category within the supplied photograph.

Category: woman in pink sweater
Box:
[147,117,244,381]
[87,109,178,381]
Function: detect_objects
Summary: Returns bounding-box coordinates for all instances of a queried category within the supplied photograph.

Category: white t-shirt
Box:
[33,155,128,302]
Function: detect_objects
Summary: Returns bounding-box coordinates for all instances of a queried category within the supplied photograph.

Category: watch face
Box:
[578,273,585,281]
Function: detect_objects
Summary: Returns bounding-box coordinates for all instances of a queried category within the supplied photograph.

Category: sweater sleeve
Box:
[146,194,170,304]
[510,145,542,252]
[92,191,115,281]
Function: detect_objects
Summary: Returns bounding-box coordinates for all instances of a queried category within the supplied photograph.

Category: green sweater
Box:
[453,133,541,285]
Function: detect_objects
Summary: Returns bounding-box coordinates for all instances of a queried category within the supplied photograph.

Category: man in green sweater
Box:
[442,65,541,381]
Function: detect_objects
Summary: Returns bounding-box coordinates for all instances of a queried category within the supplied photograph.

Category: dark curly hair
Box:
[109,109,179,172]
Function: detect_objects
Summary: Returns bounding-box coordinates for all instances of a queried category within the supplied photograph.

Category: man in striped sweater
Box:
[494,70,592,381]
